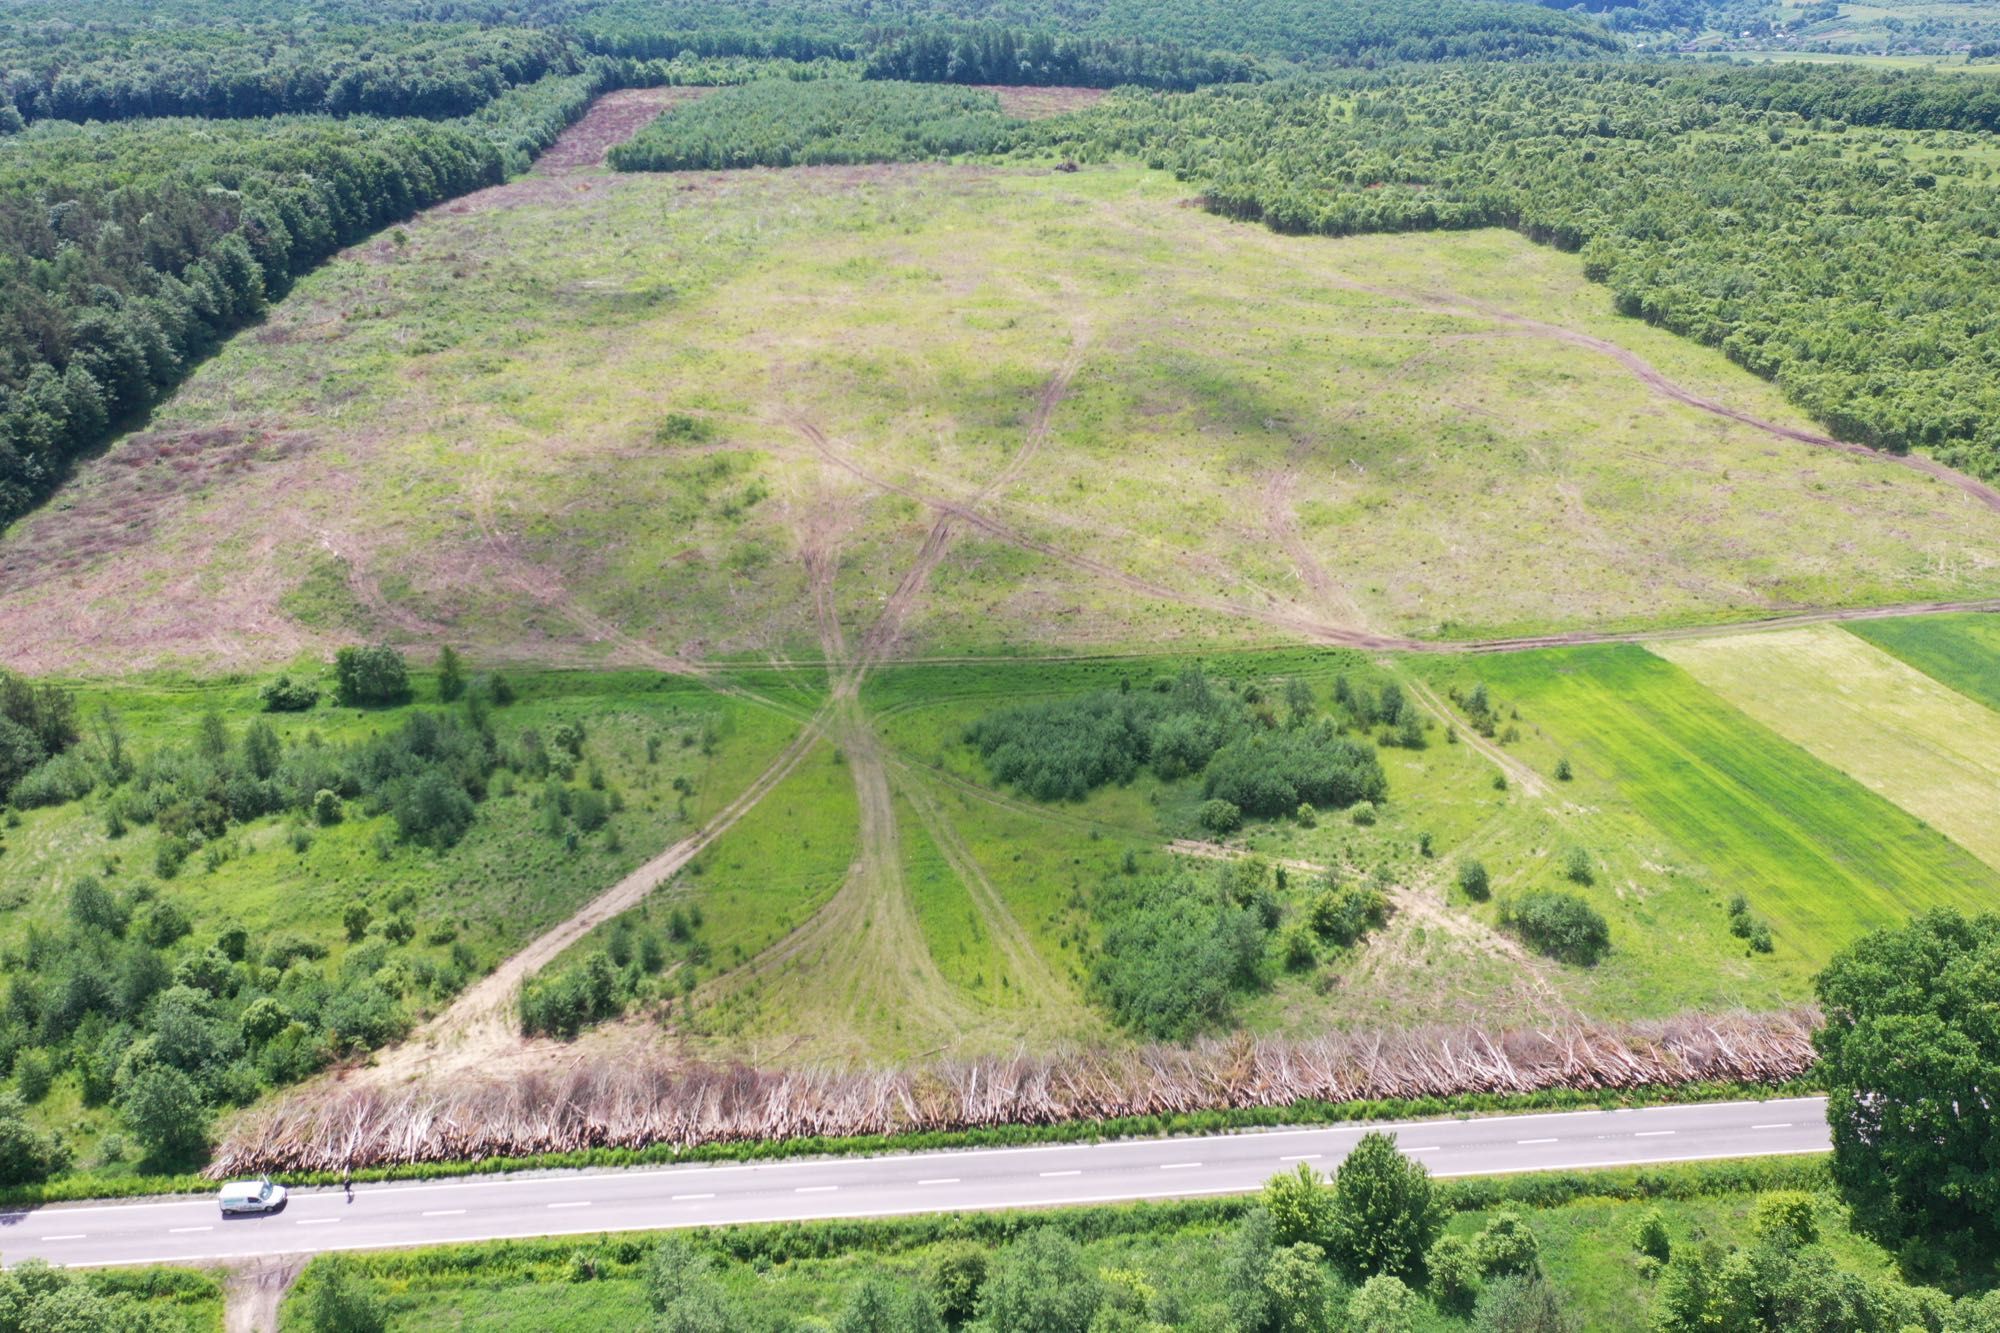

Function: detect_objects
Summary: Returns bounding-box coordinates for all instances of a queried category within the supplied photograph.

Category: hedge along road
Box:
[2,1098,1830,1269]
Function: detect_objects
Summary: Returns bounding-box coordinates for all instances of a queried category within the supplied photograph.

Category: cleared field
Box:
[1845,611,2000,714]
[6,165,2000,672]
[1430,644,2000,974]
[1655,626,2000,873]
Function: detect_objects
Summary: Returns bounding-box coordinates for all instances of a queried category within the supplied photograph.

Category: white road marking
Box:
[423,1210,467,1217]
[1753,1123,1793,1130]
[1635,1130,1675,1138]
[917,1179,959,1186]
[1039,1170,1082,1178]
[1159,1163,1202,1171]
[672,1194,715,1202]
[795,1186,838,1194]
[1278,1154,1321,1162]
[39,1234,85,1242]
[546,1202,592,1210]
[1517,1138,1558,1145]
[1406,1146,1441,1153]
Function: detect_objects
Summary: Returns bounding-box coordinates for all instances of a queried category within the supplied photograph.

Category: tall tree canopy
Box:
[1814,908,2000,1264]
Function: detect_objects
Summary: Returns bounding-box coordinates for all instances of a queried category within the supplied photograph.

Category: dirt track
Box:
[183,110,2000,1140]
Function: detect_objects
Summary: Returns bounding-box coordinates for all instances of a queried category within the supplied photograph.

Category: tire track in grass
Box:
[364,712,830,1081]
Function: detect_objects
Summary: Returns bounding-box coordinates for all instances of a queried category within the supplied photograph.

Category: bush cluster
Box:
[1500,890,1610,965]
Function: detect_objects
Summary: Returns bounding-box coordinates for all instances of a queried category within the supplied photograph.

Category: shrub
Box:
[1094,872,1264,1039]
[1428,1234,1482,1314]
[0,1089,66,1184]
[1634,1208,1672,1263]
[1350,800,1377,826]
[1326,1133,1441,1282]
[645,1237,733,1329]
[1197,798,1242,834]
[12,1047,53,1103]
[1347,1274,1419,1333]
[1280,923,1318,972]
[343,902,372,942]
[1727,894,1775,953]
[1264,1163,1338,1249]
[137,898,191,948]
[1309,885,1390,948]
[1560,846,1593,885]
[1203,728,1387,817]
[571,788,610,833]
[260,675,320,712]
[978,1227,1102,1333]
[1751,1190,1819,1247]
[929,1240,987,1324]
[1471,1275,1568,1332]
[1501,891,1609,965]
[1263,1243,1334,1333]
[8,750,96,807]
[333,645,411,706]
[1474,1211,1541,1276]
[436,646,466,703]
[1554,757,1572,781]
[1458,859,1491,901]
[519,952,620,1038]
[389,769,477,848]
[297,1257,387,1333]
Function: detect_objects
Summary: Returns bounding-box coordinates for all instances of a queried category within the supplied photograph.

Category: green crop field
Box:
[1418,643,2000,987]
[1846,612,2000,714]
[1656,626,2000,873]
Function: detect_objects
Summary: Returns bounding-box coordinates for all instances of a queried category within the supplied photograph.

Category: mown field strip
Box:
[1469,644,2000,960]
[1845,611,2000,714]
[1654,626,2000,873]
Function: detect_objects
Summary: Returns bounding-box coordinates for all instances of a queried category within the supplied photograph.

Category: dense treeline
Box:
[0,54,675,528]
[0,114,505,525]
[1017,63,2000,478]
[578,0,1620,75]
[0,24,580,126]
[608,80,1017,170]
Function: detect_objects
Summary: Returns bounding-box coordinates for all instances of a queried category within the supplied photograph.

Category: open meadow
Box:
[5,84,2000,1192]
[5,162,2000,674]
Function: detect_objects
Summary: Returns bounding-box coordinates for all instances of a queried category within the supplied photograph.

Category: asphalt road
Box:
[2,1097,1829,1269]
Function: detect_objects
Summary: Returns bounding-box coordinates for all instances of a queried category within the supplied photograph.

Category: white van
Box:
[217,1178,288,1215]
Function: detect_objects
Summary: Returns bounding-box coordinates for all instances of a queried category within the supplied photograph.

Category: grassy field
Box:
[1846,611,2000,714]
[277,1164,1911,1331]
[1413,642,2000,992]
[5,164,2000,673]
[1655,626,2000,873]
[510,614,2000,1066]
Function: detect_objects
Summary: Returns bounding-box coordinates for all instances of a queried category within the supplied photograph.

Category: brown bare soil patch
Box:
[0,426,300,595]
[982,85,1109,119]
[532,86,714,176]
